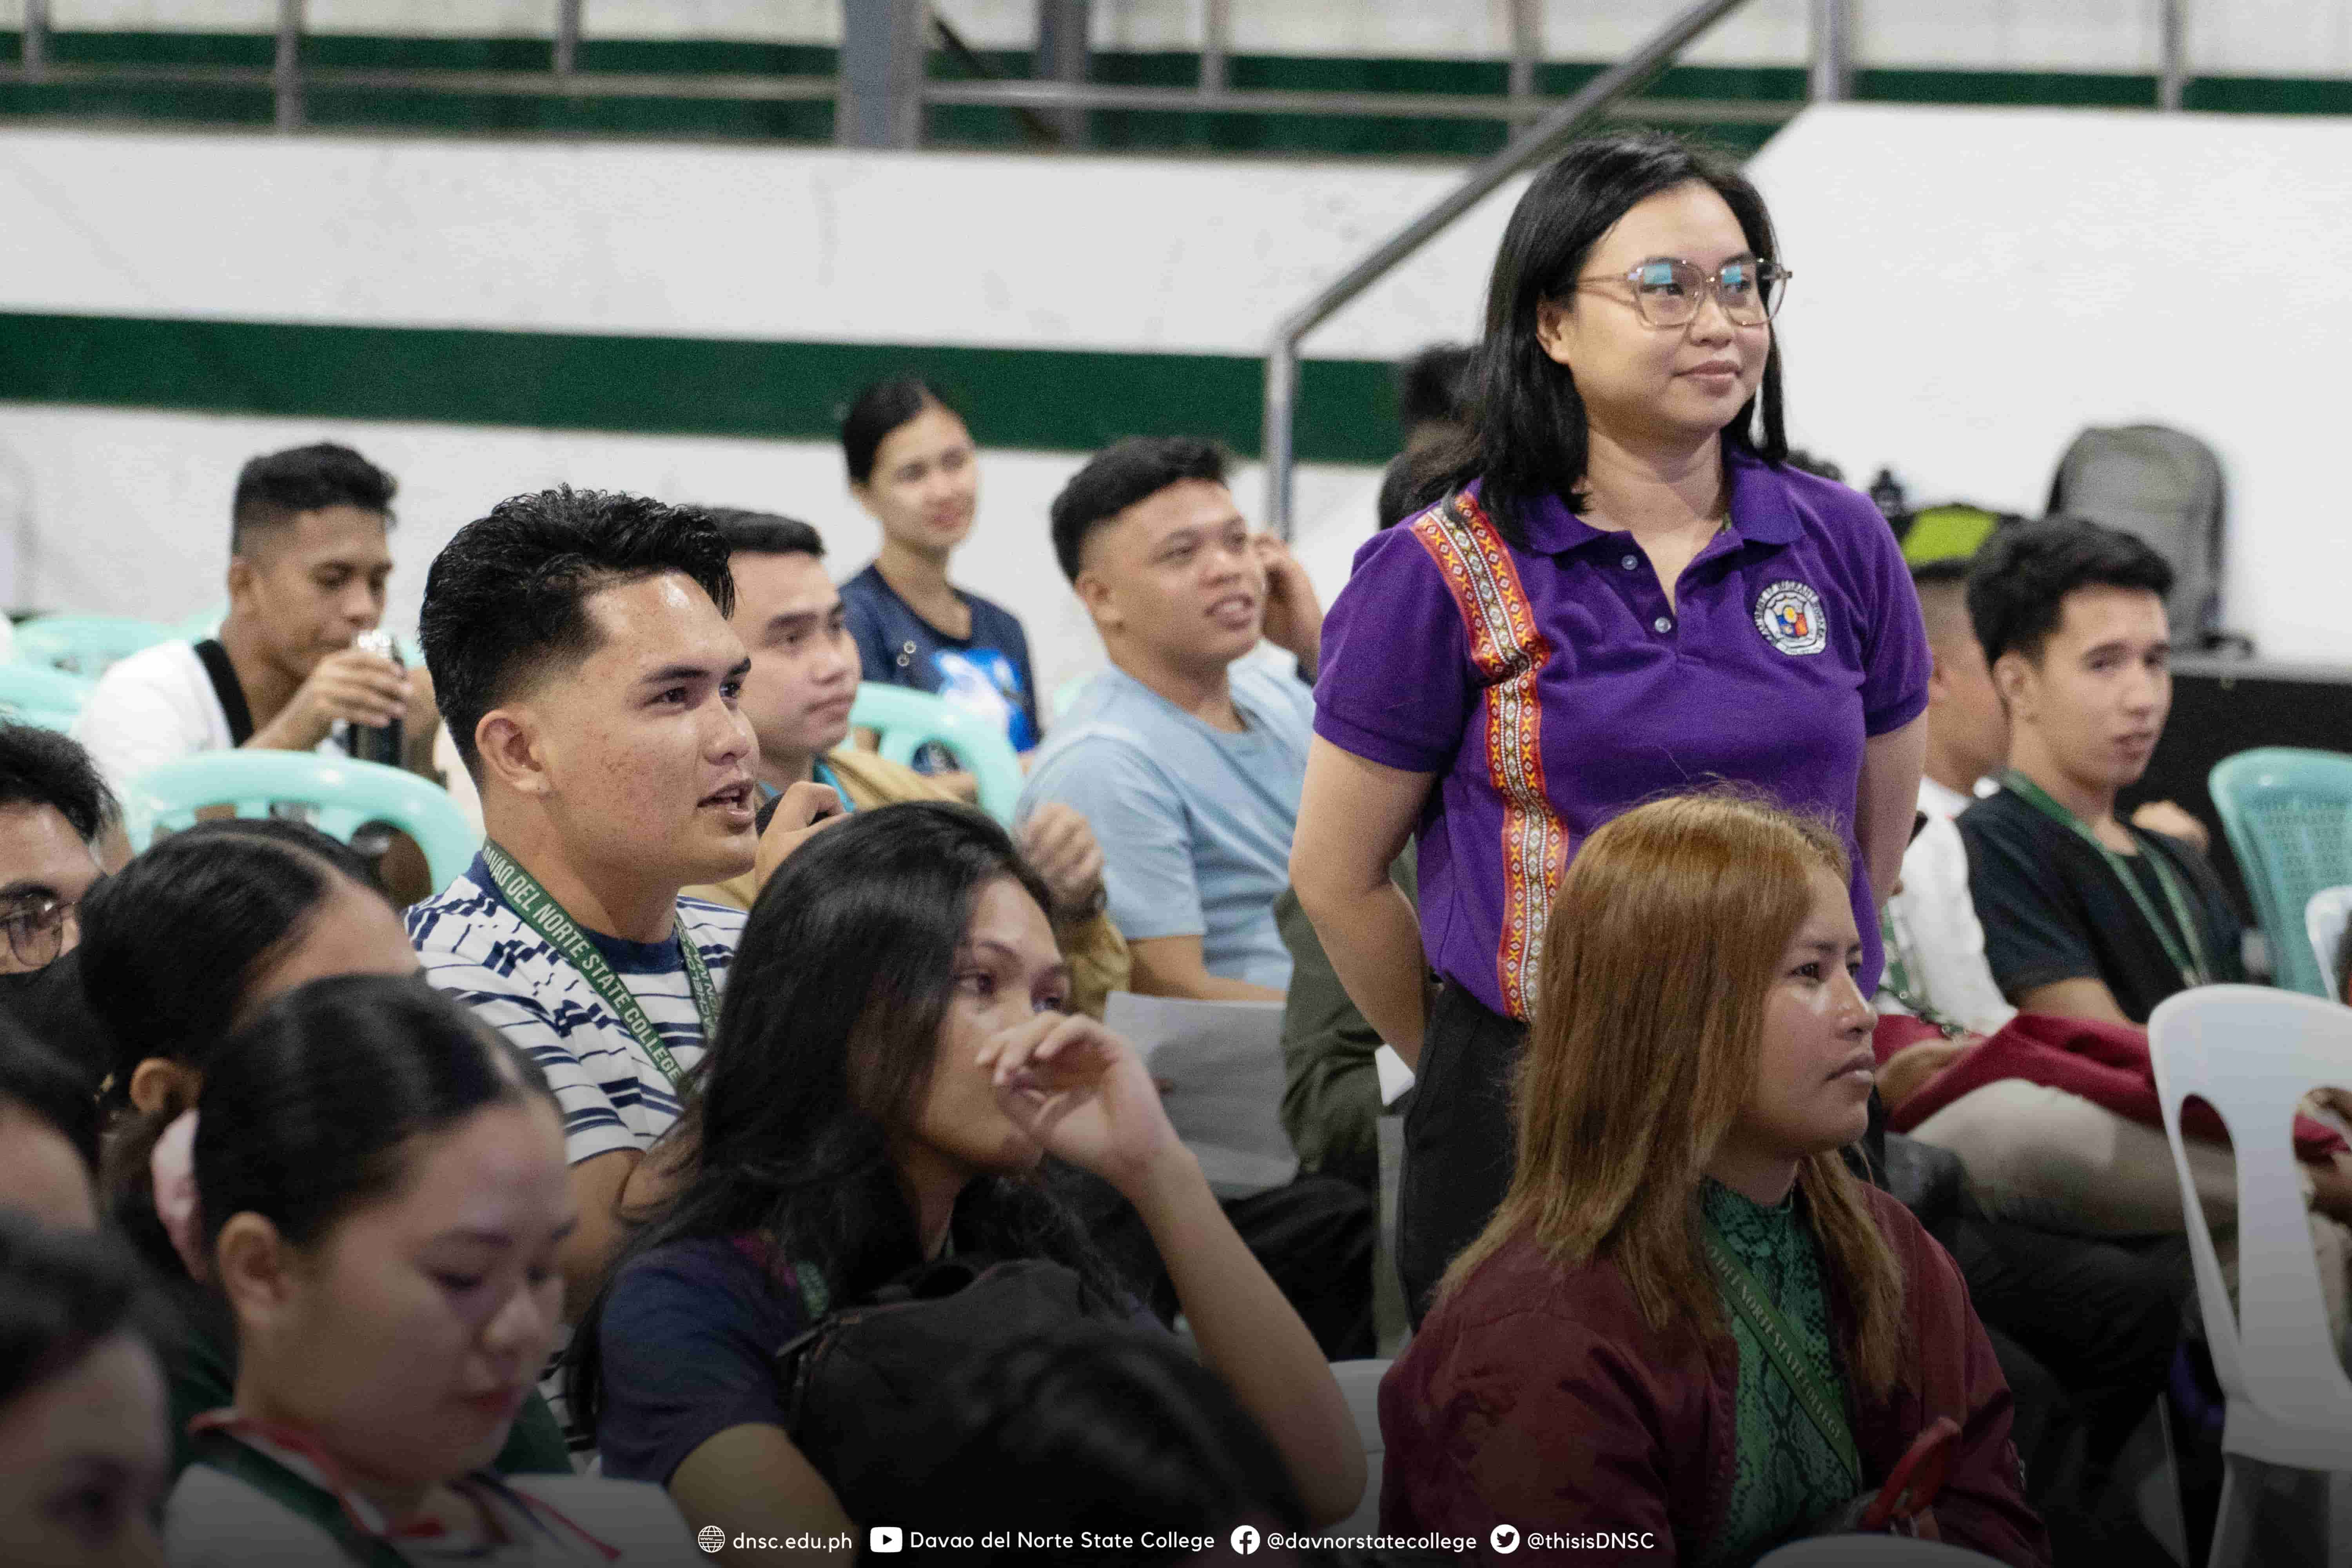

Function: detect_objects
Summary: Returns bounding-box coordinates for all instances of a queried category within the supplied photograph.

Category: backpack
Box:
[771,1256,1123,1524]
[2046,424,2236,651]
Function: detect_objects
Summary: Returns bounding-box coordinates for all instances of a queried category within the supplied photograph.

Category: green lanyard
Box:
[1998,771,2210,991]
[1702,1220,1863,1492]
[1877,907,1971,1040]
[478,842,718,1090]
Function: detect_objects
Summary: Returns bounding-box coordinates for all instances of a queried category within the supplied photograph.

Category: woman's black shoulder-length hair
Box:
[1417,130,1790,549]
[569,801,1129,1432]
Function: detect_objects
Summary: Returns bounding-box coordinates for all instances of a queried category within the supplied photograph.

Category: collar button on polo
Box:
[1653,615,1674,634]
[1621,553,1640,571]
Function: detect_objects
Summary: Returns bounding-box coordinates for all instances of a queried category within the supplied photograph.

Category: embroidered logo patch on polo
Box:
[1753,579,1828,655]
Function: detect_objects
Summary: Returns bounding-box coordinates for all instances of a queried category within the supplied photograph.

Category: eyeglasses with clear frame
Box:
[1573,256,1791,329]
[0,890,80,972]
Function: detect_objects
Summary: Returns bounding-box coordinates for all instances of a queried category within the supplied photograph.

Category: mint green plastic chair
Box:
[0,665,94,733]
[849,682,1024,824]
[122,751,481,897]
[14,614,173,679]
[1050,670,1099,724]
[176,604,225,642]
[2208,747,2352,998]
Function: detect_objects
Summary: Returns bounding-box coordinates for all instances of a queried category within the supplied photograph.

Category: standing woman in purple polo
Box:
[1292,132,1929,1319]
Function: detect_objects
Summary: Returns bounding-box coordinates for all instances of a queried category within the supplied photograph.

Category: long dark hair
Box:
[83,821,388,1280]
[1421,131,1789,548]
[0,1214,163,1412]
[193,975,552,1260]
[571,802,1126,1428]
[912,1324,1313,1552]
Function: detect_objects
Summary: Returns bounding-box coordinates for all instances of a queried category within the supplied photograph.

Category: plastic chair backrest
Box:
[13,614,173,679]
[1754,1538,2006,1564]
[176,604,226,642]
[848,682,1023,825]
[1049,670,1098,723]
[0,664,94,733]
[122,751,482,897]
[1324,1359,1389,1539]
[2307,885,2352,1004]
[2208,747,2352,997]
[2147,985,2352,1466]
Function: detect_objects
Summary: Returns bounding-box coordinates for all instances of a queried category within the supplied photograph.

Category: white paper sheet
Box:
[1103,992,1299,1198]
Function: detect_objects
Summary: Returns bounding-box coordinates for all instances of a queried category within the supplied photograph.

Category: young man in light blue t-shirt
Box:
[1023,436,1374,1361]
[1022,437,1326,1001]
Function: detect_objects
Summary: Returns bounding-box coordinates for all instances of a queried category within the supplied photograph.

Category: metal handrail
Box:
[1259,0,1766,536]
[0,64,1791,125]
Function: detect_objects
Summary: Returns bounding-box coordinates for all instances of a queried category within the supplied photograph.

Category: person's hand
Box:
[1252,534,1323,673]
[400,664,441,773]
[1877,1038,1978,1111]
[2311,1150,2352,1227]
[2130,799,2210,855]
[752,780,846,891]
[255,646,410,751]
[402,662,438,731]
[1020,803,1105,918]
[978,1012,1182,1195]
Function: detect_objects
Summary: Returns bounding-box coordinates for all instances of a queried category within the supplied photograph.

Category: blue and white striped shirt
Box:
[407,855,745,1164]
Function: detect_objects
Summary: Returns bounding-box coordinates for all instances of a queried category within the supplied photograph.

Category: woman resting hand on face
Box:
[1381,791,2049,1567]
[572,802,1363,1564]
[162,976,696,1566]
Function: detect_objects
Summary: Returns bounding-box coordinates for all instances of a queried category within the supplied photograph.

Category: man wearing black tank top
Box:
[1958,517,2245,1025]
[74,443,438,793]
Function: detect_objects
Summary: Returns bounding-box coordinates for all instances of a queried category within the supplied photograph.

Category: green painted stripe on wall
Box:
[0,311,1401,464]
[1,33,2346,156]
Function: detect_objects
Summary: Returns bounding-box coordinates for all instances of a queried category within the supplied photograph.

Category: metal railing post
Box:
[1200,0,1229,97]
[554,0,583,82]
[2157,0,2187,111]
[1260,0,1760,537]
[274,0,304,131]
[1509,0,1540,107]
[1037,0,1091,145]
[1809,0,1851,103]
[837,0,925,149]
[21,0,46,80]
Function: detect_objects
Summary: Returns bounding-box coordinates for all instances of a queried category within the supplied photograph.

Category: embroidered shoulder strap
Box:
[1406,489,1565,1020]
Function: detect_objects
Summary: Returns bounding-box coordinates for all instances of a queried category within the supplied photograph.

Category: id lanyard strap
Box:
[479,842,717,1090]
[1701,1221,1863,1492]
[1998,771,2210,991]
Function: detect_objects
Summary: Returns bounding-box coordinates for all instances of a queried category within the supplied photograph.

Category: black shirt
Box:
[1958,786,2245,1025]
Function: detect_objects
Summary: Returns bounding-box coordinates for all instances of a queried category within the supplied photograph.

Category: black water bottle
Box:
[350,629,405,768]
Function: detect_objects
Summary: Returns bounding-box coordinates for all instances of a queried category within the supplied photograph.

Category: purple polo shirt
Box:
[1313,450,1928,1022]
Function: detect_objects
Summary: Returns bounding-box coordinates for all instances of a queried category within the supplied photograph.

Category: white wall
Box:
[0,127,1514,358]
[9,0,2352,75]
[0,126,1484,693]
[1751,102,2352,662]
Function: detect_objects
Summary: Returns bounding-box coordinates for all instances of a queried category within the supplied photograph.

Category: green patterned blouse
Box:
[1699,1179,1858,1568]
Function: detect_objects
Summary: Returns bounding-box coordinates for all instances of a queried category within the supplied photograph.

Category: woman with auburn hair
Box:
[1380,792,2048,1567]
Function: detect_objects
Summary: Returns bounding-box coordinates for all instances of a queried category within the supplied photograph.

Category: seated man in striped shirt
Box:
[407,486,828,1314]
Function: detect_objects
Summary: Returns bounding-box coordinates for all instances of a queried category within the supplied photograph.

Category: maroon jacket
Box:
[1380,1186,2051,1566]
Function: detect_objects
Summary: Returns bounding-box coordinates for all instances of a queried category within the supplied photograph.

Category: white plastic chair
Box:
[2148,985,2352,1566]
[1322,1359,1388,1539]
[1100,993,1297,1199]
[1753,1538,2007,1564]
[2307,885,2352,1003]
